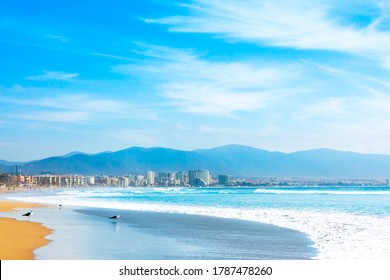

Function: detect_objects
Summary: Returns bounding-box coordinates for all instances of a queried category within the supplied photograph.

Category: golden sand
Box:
[0,201,52,260]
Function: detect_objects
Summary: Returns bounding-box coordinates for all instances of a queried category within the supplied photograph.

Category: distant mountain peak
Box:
[61,151,86,158]
[194,144,268,152]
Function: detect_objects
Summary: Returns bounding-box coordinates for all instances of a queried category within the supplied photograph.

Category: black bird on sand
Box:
[23,211,34,220]
[109,215,120,220]
[22,211,33,217]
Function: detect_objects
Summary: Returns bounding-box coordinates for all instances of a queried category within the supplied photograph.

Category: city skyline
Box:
[2,170,387,189]
[2,1,390,161]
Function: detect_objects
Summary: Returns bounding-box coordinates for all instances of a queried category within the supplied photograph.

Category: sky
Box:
[1,0,390,161]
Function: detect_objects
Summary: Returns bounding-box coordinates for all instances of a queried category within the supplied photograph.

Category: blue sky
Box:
[2,0,390,161]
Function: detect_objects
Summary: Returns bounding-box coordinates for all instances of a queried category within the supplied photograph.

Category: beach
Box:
[1,202,316,260]
[0,200,52,260]
[0,188,316,260]
[2,186,389,260]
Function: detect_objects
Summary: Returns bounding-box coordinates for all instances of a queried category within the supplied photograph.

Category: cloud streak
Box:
[19,111,92,123]
[27,71,79,81]
[116,45,306,116]
[146,0,390,68]
[0,89,159,124]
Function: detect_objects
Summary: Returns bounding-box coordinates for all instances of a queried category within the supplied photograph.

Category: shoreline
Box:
[0,201,52,260]
[0,185,63,194]
[4,186,389,260]
[75,207,316,260]
[1,193,317,260]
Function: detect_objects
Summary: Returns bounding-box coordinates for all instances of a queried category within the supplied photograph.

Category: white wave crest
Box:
[253,189,390,195]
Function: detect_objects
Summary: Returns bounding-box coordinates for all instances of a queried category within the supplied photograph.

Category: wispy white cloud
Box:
[162,83,295,115]
[1,92,123,113]
[46,35,69,43]
[93,52,135,61]
[26,71,79,81]
[116,45,306,116]
[146,0,390,68]
[19,111,92,124]
[0,88,160,124]
[292,86,390,141]
[293,65,390,122]
[355,91,390,114]
[294,97,348,122]
[35,94,126,113]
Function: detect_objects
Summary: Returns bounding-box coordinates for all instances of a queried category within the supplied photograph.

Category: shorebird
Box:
[22,211,33,217]
[109,215,120,220]
[22,211,34,220]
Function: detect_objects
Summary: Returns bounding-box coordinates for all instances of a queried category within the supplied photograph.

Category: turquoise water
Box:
[28,185,388,215]
[84,186,390,215]
[4,185,390,259]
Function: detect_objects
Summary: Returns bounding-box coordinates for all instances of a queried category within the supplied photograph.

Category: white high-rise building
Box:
[86,176,95,185]
[188,169,210,186]
[146,171,155,185]
[175,172,185,185]
[119,177,129,187]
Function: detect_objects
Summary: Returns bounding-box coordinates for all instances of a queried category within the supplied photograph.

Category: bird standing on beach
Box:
[109,215,120,220]
[22,211,33,217]
[22,211,33,220]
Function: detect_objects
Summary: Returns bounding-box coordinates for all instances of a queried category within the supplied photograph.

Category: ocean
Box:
[3,186,390,259]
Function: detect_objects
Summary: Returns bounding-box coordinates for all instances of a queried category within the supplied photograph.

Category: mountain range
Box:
[1,144,390,178]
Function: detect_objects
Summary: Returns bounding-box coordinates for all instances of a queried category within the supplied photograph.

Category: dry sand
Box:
[0,200,52,260]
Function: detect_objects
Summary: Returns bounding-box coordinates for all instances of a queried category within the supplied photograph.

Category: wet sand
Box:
[0,201,52,260]
[69,207,317,260]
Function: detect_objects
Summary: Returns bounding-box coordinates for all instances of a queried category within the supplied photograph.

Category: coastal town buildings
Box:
[218,175,232,186]
[1,170,389,189]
